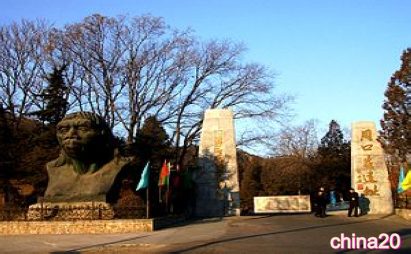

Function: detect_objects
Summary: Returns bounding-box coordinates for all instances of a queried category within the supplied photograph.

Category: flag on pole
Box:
[136,162,150,191]
[401,169,411,192]
[158,160,170,187]
[397,166,405,193]
[167,161,172,187]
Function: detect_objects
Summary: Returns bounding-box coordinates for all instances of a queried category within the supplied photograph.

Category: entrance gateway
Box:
[195,109,240,217]
[351,121,393,214]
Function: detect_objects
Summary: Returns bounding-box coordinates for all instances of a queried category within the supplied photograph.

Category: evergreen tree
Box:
[0,104,14,179]
[136,116,171,164]
[319,120,346,156]
[379,48,411,162]
[136,116,171,191]
[316,120,351,191]
[133,116,171,216]
[34,66,69,125]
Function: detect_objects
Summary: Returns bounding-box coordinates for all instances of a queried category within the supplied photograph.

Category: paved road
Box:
[0,214,410,253]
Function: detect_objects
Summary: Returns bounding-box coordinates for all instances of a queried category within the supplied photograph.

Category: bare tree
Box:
[271,119,319,159]
[61,14,191,137]
[61,14,128,128]
[263,120,319,194]
[59,14,290,156]
[0,14,290,163]
[39,26,79,113]
[0,20,48,127]
[117,15,192,143]
[165,40,291,164]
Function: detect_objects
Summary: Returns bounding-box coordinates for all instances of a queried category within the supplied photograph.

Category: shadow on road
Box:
[50,235,149,254]
[241,213,311,220]
[335,227,411,254]
[170,215,405,253]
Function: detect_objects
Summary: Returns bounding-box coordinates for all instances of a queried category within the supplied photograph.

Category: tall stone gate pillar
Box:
[351,121,393,214]
[194,109,240,217]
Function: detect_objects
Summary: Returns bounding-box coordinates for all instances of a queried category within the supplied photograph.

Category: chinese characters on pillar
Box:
[356,129,380,196]
[214,130,224,161]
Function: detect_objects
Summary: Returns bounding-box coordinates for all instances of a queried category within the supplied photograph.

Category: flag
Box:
[158,160,170,187]
[167,161,172,187]
[401,169,411,192]
[397,166,405,193]
[136,162,150,191]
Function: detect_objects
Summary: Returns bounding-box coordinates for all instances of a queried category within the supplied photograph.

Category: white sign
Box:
[254,195,311,213]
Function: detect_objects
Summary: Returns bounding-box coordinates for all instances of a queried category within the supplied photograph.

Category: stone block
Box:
[351,121,393,214]
[195,109,240,217]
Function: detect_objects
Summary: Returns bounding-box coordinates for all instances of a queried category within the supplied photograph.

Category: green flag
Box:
[136,162,150,191]
[397,166,405,193]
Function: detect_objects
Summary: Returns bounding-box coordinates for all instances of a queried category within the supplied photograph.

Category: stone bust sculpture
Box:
[44,112,131,202]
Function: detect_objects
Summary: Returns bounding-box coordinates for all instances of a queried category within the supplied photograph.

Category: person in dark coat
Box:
[348,188,360,217]
[315,187,327,218]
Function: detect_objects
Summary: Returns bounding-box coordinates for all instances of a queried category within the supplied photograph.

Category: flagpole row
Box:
[136,161,150,218]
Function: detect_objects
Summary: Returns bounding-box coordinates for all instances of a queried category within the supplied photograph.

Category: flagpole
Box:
[136,161,150,218]
[166,172,169,214]
[165,189,168,214]
[166,162,171,214]
[159,186,162,203]
[146,185,150,218]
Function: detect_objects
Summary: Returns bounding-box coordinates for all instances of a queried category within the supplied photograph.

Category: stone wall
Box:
[0,219,152,235]
[395,209,411,221]
[0,216,185,235]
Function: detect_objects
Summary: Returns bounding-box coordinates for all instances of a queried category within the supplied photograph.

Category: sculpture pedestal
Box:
[27,201,114,220]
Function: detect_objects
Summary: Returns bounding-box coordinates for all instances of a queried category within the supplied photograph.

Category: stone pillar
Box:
[194,109,240,217]
[351,121,393,214]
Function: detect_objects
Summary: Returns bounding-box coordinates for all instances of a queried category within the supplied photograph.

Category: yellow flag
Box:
[401,170,411,191]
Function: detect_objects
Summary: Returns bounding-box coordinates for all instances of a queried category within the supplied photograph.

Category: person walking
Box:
[315,187,327,218]
[348,188,360,217]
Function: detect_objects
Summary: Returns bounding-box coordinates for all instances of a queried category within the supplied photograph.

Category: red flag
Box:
[158,160,170,187]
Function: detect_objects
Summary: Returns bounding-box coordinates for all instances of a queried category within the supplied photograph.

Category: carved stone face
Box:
[56,118,100,159]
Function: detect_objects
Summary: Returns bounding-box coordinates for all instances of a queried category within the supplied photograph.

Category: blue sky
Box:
[1,0,410,133]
